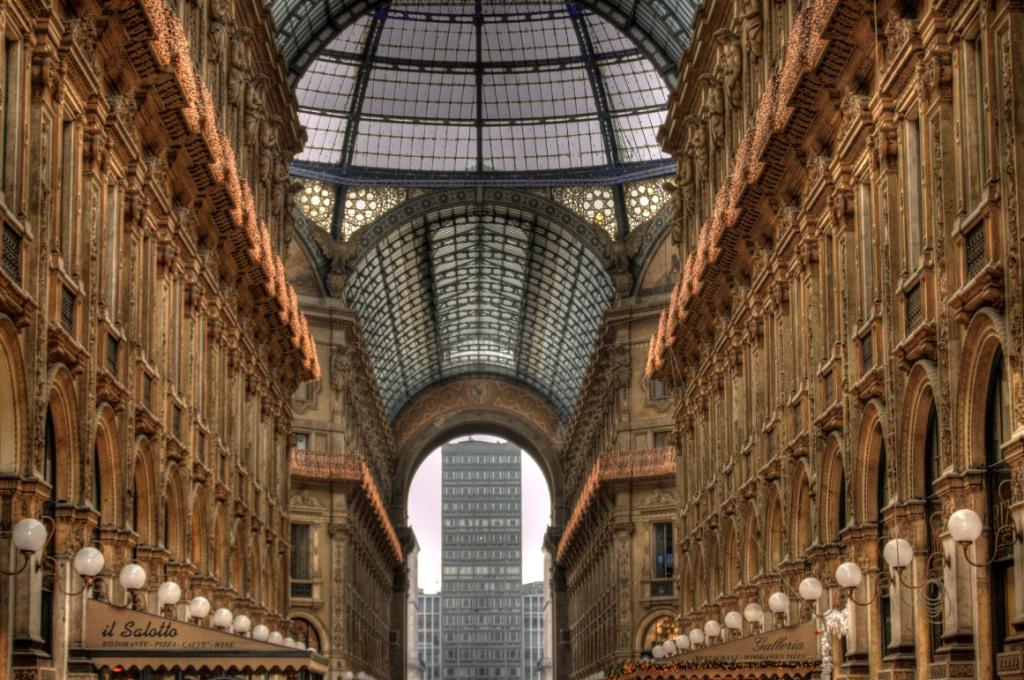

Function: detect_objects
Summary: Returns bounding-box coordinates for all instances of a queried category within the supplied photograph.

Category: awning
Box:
[83,599,329,675]
[611,620,820,679]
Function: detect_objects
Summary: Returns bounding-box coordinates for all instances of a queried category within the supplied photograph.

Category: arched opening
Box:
[191,486,208,573]
[723,521,739,595]
[792,467,812,555]
[638,613,678,657]
[232,523,248,594]
[408,433,553,680]
[742,505,760,583]
[0,320,23,473]
[164,469,184,561]
[291,616,323,653]
[131,441,156,546]
[821,436,847,543]
[923,396,944,654]
[213,505,227,583]
[764,488,783,573]
[93,405,120,524]
[41,407,57,656]
[862,411,892,654]
[983,346,1013,654]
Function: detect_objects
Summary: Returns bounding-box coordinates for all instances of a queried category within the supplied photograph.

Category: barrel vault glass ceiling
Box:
[273,0,694,421]
[347,208,614,420]
[283,1,689,186]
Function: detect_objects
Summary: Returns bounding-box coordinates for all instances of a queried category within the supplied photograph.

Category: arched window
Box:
[923,400,943,654]
[292,618,322,653]
[984,347,1013,652]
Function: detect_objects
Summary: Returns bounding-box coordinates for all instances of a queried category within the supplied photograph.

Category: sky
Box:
[408,435,552,593]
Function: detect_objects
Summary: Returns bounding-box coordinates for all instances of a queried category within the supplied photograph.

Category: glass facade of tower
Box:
[521,581,545,680]
[442,442,523,678]
[418,592,442,680]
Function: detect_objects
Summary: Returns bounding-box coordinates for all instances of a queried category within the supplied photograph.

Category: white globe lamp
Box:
[743,602,764,624]
[118,563,147,591]
[768,591,790,614]
[252,624,270,641]
[233,614,252,635]
[688,628,705,646]
[188,596,211,620]
[883,538,914,569]
[798,576,823,602]
[268,631,284,645]
[948,508,984,544]
[724,610,743,631]
[212,608,233,629]
[12,518,48,553]
[157,581,182,606]
[72,547,105,577]
[835,561,863,589]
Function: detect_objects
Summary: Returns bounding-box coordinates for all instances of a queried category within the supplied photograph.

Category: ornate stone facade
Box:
[648,1,1024,679]
[556,301,679,680]
[0,0,316,677]
[286,294,403,679]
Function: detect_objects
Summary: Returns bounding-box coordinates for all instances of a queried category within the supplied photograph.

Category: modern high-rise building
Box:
[521,582,545,680]
[418,591,442,680]
[441,441,523,679]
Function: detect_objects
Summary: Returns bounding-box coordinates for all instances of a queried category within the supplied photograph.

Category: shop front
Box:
[82,600,328,680]
[609,620,820,680]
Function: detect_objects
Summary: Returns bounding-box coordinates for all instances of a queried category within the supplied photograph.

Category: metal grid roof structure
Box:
[284,1,683,187]
[269,0,698,84]
[346,209,613,420]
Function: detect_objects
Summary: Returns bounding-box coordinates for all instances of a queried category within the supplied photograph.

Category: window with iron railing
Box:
[965,221,986,279]
[106,334,119,376]
[861,330,874,375]
[60,286,75,334]
[905,282,923,332]
[2,223,19,283]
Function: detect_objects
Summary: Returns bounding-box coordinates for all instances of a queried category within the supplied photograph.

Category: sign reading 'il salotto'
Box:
[85,599,277,653]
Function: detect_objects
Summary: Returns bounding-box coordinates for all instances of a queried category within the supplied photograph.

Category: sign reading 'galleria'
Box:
[684,621,819,665]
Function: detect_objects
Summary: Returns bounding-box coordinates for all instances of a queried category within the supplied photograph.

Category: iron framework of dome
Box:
[284,1,683,187]
[346,201,614,420]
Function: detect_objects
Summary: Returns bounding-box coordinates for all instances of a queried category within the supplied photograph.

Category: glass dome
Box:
[291,1,675,185]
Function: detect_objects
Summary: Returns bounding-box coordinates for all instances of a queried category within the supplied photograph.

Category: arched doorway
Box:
[405,427,559,680]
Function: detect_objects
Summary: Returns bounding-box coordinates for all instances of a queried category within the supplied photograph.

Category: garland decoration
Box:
[606,658,817,679]
[819,606,849,680]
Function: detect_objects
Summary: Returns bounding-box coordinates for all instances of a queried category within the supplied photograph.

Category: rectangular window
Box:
[652,431,671,449]
[962,37,988,208]
[652,522,674,578]
[293,432,308,450]
[1,38,20,198]
[2,223,20,284]
[290,524,311,580]
[103,183,121,321]
[822,233,836,349]
[650,379,669,399]
[858,182,875,320]
[59,120,79,268]
[904,118,925,268]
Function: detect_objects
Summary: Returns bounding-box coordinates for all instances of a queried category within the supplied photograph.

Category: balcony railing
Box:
[289,449,403,563]
[557,447,676,562]
[290,449,363,481]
